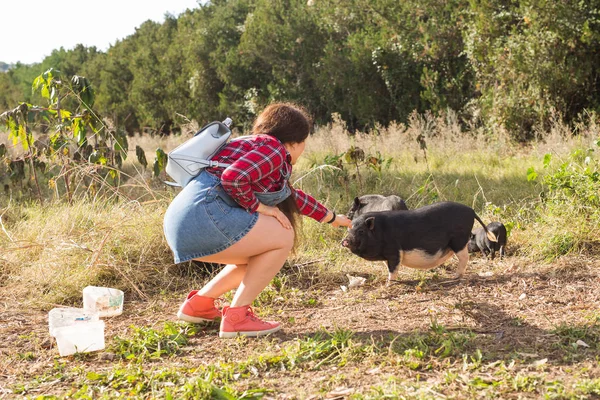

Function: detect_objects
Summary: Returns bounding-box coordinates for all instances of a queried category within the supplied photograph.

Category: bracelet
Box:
[326,211,336,224]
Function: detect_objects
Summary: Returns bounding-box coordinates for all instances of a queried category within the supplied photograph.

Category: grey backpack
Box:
[165,118,233,187]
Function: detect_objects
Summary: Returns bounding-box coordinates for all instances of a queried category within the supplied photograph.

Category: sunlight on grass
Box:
[1,116,600,399]
[1,117,599,305]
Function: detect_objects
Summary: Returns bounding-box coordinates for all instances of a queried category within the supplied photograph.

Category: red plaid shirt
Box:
[206,134,329,222]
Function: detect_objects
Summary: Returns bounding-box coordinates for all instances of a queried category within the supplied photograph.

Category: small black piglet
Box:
[342,201,497,282]
[347,194,408,220]
[468,222,507,260]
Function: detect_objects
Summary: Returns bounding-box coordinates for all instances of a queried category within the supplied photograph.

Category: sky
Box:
[1,0,201,65]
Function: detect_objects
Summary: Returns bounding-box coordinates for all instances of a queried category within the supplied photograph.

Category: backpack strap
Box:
[164,159,231,187]
[207,160,231,168]
[164,180,182,187]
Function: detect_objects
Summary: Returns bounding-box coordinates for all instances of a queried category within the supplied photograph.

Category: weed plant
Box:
[111,322,197,362]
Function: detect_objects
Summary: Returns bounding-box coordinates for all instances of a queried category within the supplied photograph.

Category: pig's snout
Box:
[341,239,349,247]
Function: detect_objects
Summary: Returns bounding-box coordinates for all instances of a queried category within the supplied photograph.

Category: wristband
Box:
[326,211,336,224]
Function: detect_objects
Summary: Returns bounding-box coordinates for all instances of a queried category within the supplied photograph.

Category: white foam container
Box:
[83,286,124,317]
[54,320,106,356]
[48,307,100,337]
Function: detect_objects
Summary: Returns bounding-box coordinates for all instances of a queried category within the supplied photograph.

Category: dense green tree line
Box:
[1,0,599,140]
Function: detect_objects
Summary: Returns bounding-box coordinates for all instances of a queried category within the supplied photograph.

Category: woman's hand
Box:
[332,214,352,228]
[324,210,352,228]
[256,203,292,229]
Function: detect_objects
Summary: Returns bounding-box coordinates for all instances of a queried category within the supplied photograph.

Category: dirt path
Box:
[1,257,599,399]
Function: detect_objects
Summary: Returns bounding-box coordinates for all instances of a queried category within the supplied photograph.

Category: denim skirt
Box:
[163,170,291,263]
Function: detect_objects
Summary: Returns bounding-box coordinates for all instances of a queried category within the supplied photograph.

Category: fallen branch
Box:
[292,258,326,268]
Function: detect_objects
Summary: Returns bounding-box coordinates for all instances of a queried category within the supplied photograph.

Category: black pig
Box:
[347,194,408,220]
[468,222,507,260]
[341,201,497,282]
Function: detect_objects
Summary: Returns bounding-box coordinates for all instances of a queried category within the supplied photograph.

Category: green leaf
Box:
[41,84,50,99]
[71,75,95,108]
[7,115,19,145]
[136,146,148,168]
[42,68,54,81]
[32,75,44,92]
[18,124,29,151]
[88,116,103,134]
[153,159,161,177]
[114,130,128,158]
[42,68,61,84]
[72,117,86,145]
[527,167,538,182]
[86,371,102,381]
[543,153,552,168]
[59,109,72,120]
[157,148,167,168]
[153,148,168,177]
[210,387,236,400]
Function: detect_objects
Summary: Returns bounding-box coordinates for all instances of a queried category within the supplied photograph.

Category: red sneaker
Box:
[219,305,282,338]
[177,290,221,323]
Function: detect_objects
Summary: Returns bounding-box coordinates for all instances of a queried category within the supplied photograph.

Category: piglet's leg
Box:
[386,253,400,286]
[455,246,469,277]
[384,261,398,286]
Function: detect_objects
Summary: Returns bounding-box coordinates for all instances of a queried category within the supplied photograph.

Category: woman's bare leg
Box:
[197,264,247,298]
[194,214,294,307]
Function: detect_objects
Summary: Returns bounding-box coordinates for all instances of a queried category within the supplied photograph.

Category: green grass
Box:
[2,125,598,304]
[2,121,600,398]
[111,322,198,362]
[13,320,600,399]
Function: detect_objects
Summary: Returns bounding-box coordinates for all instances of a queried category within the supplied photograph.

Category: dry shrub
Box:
[307,109,515,162]
[0,199,178,309]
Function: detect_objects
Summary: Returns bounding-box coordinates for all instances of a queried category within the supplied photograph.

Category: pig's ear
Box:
[353,197,361,207]
[365,217,375,230]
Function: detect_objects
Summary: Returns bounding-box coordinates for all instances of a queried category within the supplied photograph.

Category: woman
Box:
[164,103,352,338]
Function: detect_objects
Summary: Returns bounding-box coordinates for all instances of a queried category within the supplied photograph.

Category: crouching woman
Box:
[163,103,351,338]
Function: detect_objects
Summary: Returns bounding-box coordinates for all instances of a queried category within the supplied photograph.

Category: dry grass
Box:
[1,114,599,398]
[0,200,179,308]
[1,115,598,305]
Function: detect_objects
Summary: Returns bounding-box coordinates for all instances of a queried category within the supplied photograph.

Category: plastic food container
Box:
[48,307,100,337]
[83,286,124,317]
[54,320,106,356]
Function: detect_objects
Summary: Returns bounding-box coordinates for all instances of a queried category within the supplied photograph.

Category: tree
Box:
[463,0,600,140]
